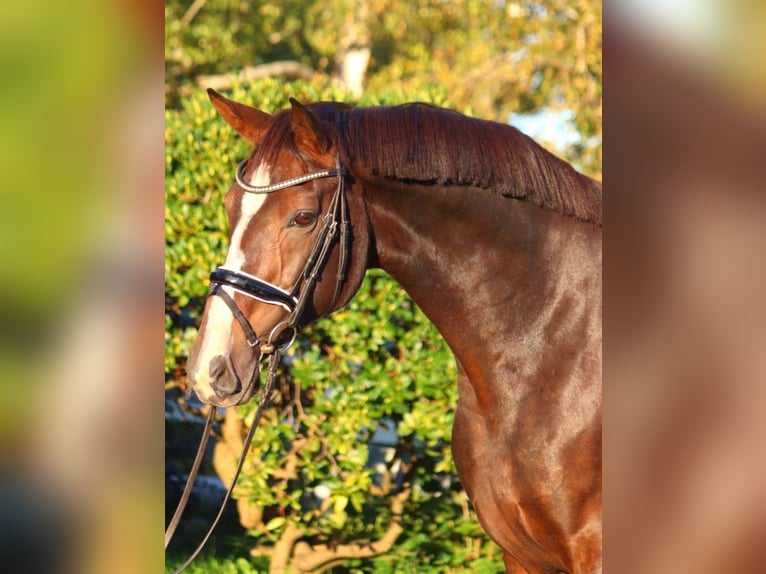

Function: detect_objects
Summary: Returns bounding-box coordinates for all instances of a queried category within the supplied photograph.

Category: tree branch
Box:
[196,62,317,91]
[290,488,411,573]
[268,521,304,574]
[181,0,206,26]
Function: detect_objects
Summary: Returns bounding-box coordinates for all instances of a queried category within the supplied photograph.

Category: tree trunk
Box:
[211,409,263,529]
[337,0,371,97]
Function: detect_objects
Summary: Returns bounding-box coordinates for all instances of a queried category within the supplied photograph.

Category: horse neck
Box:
[364,180,602,396]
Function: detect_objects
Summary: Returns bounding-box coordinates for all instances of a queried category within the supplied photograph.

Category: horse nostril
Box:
[209,355,240,395]
[209,355,228,380]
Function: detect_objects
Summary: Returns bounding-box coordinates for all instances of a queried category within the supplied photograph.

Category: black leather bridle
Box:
[166,157,351,573]
[210,155,350,355]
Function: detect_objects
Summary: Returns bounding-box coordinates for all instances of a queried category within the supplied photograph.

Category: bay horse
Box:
[186,90,602,573]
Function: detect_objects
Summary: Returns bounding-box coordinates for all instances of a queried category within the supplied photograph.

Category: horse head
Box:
[186,90,370,407]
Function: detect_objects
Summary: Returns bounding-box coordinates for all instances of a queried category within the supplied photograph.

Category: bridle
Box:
[165,156,350,572]
[211,156,350,356]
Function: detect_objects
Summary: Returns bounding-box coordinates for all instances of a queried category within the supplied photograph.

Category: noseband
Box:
[210,156,350,355]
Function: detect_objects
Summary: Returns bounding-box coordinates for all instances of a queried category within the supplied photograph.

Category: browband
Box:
[235,159,346,194]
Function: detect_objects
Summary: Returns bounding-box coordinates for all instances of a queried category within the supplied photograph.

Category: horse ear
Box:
[207,88,271,142]
[289,97,333,159]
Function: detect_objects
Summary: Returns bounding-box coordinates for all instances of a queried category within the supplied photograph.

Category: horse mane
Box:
[341,104,601,225]
[257,102,602,225]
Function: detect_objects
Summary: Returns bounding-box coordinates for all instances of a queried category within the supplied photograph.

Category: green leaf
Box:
[333,494,349,514]
[264,517,286,531]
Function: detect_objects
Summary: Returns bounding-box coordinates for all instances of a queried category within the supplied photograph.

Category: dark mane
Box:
[258,102,602,225]
[341,104,601,225]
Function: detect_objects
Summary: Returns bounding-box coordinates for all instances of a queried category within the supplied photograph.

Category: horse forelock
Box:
[252,102,602,225]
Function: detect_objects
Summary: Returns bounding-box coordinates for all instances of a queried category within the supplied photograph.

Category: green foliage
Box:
[165,554,269,574]
[165,79,502,570]
[166,0,601,178]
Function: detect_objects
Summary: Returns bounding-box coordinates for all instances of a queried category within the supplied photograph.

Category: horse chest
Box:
[452,368,599,573]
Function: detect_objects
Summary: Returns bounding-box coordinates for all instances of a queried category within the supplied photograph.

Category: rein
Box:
[166,352,280,573]
[165,157,350,571]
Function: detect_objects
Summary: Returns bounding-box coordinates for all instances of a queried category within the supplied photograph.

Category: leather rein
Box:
[166,157,350,572]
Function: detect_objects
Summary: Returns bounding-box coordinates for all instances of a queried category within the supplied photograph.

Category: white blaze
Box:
[192,161,270,388]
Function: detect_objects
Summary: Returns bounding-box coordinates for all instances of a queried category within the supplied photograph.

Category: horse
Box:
[186,89,602,574]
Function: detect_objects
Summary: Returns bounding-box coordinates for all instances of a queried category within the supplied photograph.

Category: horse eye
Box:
[291,211,317,227]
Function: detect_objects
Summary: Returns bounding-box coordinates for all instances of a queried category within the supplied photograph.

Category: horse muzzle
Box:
[190,350,261,408]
